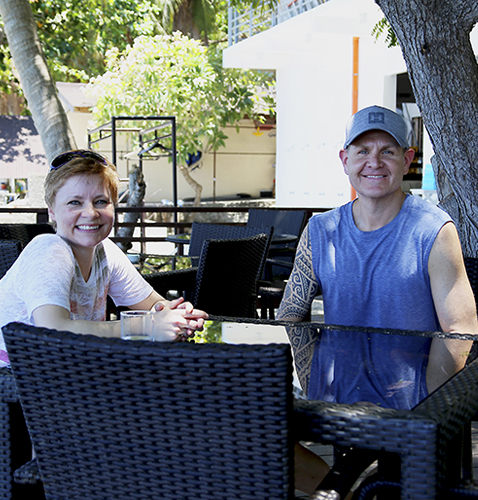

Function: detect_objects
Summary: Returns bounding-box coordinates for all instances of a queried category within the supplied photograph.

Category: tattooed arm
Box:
[277,225,320,395]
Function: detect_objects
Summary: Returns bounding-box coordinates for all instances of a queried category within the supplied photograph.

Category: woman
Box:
[0,150,208,366]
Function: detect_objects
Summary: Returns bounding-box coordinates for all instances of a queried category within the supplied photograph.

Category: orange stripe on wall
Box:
[351,36,359,201]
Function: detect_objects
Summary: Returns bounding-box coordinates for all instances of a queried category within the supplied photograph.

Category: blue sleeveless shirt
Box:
[308,195,452,409]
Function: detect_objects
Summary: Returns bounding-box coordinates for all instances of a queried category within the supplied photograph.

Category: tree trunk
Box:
[173,0,201,40]
[376,0,478,257]
[0,0,76,162]
[178,163,203,207]
[116,167,146,252]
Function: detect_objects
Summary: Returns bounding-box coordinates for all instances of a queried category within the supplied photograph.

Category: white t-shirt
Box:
[0,234,153,363]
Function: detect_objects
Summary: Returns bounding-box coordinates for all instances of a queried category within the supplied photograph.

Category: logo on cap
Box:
[369,112,385,124]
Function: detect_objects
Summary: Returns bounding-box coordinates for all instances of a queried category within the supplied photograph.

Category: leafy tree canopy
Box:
[87,32,275,166]
[34,0,164,80]
[157,0,229,45]
[228,0,277,11]
[0,0,162,87]
[0,0,261,102]
[0,0,164,103]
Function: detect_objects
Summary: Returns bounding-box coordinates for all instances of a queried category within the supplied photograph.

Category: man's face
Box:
[339,130,415,201]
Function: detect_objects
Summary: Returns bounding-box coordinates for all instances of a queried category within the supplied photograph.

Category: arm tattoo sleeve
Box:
[277,226,320,395]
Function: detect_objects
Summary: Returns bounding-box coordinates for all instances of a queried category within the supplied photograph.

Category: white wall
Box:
[72,116,276,203]
[67,112,92,149]
[223,0,415,208]
[140,121,276,203]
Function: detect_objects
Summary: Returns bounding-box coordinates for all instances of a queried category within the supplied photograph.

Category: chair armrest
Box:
[142,267,198,299]
[266,257,294,270]
[412,356,478,441]
[13,458,40,485]
[292,399,405,446]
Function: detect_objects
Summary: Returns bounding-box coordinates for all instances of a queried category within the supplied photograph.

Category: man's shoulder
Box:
[404,195,452,223]
[309,203,351,230]
[311,203,351,221]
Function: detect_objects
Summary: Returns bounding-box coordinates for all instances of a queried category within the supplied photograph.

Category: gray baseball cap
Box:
[344,105,409,149]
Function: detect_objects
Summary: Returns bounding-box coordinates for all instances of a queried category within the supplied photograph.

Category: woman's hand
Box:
[152,298,208,342]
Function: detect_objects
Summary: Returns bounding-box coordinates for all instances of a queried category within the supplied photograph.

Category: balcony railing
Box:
[0,205,328,258]
[228,0,328,46]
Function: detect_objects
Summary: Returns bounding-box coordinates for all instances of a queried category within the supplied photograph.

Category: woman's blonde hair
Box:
[44,150,119,207]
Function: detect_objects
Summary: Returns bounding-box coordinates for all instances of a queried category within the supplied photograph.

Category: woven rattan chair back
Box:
[0,240,22,279]
[246,208,307,243]
[188,222,274,267]
[3,323,295,500]
[247,208,307,281]
[0,224,54,249]
[193,234,271,317]
[142,228,272,311]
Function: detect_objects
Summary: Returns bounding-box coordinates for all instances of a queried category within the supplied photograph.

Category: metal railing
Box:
[111,205,328,254]
[0,205,329,255]
[228,0,328,46]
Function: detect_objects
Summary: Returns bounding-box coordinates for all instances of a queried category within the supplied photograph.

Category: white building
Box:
[223,0,478,208]
[0,82,277,207]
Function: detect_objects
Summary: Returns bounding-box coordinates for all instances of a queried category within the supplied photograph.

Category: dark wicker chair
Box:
[0,368,44,500]
[187,221,274,268]
[4,322,478,499]
[108,223,271,319]
[192,234,271,317]
[457,256,478,483]
[246,209,308,319]
[464,257,478,363]
[143,227,274,317]
[144,222,273,302]
[3,323,295,500]
[0,224,54,249]
[0,240,22,279]
[0,237,46,499]
[145,231,273,318]
[246,208,307,271]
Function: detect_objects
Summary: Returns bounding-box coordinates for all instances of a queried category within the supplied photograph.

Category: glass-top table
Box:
[2,317,478,500]
[213,317,478,499]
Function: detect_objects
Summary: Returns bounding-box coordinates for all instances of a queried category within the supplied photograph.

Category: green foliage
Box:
[154,0,229,44]
[0,0,164,99]
[30,0,163,81]
[229,0,278,11]
[372,17,399,48]
[141,255,191,273]
[0,0,270,107]
[87,32,275,164]
[193,320,223,343]
[0,43,18,93]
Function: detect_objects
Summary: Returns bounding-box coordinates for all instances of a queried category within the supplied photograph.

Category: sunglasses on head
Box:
[50,150,108,171]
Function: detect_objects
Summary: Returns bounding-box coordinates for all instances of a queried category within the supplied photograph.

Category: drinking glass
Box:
[120,310,154,341]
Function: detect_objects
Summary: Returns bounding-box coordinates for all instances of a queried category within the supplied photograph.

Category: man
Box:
[277,105,478,494]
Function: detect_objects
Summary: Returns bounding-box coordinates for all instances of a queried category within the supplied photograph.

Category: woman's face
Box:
[48,174,114,254]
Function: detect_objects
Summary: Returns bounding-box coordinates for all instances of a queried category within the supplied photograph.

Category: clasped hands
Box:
[152,297,208,342]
